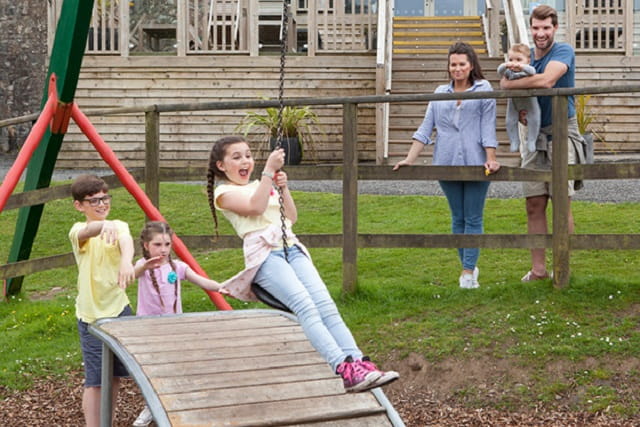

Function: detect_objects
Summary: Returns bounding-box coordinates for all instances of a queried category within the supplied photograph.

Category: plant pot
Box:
[270,137,302,165]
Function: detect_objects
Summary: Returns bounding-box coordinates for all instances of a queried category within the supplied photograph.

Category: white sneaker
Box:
[133,406,153,427]
[472,267,480,288]
[459,273,478,289]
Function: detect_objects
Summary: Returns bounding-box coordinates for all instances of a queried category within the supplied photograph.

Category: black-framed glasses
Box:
[82,195,112,207]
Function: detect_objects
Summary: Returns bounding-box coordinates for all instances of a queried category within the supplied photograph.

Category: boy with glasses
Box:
[69,174,135,426]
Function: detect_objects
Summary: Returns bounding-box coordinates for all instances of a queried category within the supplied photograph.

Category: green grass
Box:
[1,182,639,417]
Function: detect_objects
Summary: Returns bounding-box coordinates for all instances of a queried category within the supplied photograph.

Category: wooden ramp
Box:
[89,310,404,426]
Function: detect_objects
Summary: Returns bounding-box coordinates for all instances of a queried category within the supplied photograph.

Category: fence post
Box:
[343,103,358,293]
[145,111,160,216]
[551,95,570,288]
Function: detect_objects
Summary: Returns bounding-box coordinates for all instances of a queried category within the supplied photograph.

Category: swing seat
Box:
[251,282,291,312]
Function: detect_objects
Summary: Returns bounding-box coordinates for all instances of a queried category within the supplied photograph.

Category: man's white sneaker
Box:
[133,406,153,427]
[459,273,478,289]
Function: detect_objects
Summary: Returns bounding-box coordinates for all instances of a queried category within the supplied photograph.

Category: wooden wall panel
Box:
[58,55,377,169]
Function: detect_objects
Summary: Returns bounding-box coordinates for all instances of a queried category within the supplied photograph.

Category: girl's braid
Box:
[168,255,179,313]
[207,135,246,239]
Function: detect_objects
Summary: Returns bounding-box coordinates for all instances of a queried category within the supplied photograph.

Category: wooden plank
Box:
[150,364,336,394]
[124,330,310,354]
[167,393,386,426]
[136,341,319,365]
[81,54,377,69]
[100,311,289,330]
[139,345,321,373]
[161,378,346,411]
[115,325,305,345]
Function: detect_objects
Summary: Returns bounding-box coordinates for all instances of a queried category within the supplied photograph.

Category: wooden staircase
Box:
[387,16,515,165]
[393,16,486,55]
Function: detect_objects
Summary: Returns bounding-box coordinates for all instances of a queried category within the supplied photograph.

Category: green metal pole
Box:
[6,0,94,295]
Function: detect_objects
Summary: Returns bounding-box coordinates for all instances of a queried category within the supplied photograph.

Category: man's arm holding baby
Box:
[500,60,567,89]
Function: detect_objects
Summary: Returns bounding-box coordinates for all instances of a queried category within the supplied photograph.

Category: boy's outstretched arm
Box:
[118,232,135,288]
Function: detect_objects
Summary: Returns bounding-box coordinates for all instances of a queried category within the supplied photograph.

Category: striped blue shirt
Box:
[412,79,497,166]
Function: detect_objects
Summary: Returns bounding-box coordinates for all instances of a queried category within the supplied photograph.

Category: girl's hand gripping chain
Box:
[263,148,285,179]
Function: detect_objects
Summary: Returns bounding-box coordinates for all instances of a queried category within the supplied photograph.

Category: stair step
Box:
[393,31,484,37]
[394,48,488,54]
[394,23,482,29]
[394,16,481,21]
[394,40,485,46]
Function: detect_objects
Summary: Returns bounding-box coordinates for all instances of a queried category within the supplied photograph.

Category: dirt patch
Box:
[1,355,637,426]
[28,286,67,301]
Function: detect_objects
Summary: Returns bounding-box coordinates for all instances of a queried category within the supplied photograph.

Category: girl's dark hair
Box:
[206,135,247,238]
[140,221,178,313]
[447,41,485,85]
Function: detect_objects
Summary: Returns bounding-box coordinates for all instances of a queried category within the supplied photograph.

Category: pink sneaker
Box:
[357,357,399,388]
[336,356,381,392]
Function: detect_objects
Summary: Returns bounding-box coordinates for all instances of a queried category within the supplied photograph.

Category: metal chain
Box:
[273,0,290,260]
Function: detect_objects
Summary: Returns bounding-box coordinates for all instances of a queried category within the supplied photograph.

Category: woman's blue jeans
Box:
[439,180,490,271]
[254,245,361,371]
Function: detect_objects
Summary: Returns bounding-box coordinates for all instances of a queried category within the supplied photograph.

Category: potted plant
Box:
[236,104,321,165]
[576,94,599,164]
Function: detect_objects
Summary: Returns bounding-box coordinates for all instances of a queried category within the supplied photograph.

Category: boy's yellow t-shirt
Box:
[69,220,131,323]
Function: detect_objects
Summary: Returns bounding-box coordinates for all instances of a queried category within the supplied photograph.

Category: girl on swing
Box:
[207,135,399,393]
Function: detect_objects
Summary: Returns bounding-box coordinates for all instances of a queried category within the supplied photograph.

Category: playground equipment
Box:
[90,309,405,426]
[0,0,229,309]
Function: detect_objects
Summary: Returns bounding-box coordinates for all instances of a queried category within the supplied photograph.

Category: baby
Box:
[497,43,540,153]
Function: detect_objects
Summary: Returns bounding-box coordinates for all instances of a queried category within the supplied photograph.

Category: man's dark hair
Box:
[530,5,558,26]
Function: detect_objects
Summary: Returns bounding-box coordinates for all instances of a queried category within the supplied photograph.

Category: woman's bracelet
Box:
[261,171,274,180]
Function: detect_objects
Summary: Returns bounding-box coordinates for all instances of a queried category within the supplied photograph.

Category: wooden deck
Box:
[89,310,404,426]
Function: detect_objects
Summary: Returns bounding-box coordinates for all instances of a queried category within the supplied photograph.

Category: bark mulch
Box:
[1,371,635,426]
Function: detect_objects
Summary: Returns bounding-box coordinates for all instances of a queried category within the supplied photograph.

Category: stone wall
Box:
[0,1,47,153]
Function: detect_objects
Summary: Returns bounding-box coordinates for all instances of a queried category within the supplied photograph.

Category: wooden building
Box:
[47,0,640,168]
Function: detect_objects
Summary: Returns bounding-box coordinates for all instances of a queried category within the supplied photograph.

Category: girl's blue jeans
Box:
[254,245,361,372]
[439,180,490,271]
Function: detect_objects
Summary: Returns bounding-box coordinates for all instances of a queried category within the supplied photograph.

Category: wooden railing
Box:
[47,0,377,57]
[567,0,633,55]
[48,0,130,56]
[2,86,640,293]
[502,0,529,51]
[483,0,500,57]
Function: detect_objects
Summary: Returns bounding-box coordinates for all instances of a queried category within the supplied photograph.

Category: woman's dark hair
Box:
[447,41,485,85]
[206,135,247,238]
[140,221,178,313]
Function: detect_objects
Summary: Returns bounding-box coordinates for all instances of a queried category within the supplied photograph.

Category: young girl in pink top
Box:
[132,221,223,426]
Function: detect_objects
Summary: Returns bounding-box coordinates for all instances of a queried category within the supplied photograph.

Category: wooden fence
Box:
[2,86,640,292]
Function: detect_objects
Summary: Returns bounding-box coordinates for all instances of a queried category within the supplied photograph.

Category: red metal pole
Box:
[71,104,232,310]
[0,93,58,214]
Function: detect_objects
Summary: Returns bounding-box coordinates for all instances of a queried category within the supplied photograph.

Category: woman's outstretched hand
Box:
[392,159,412,170]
